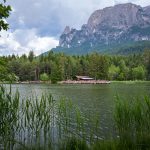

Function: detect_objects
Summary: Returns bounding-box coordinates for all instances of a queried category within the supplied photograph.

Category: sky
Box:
[0,0,150,56]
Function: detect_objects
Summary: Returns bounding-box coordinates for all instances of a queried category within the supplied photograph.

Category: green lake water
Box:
[4,82,150,139]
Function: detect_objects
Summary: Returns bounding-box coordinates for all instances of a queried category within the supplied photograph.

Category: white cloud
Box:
[113,0,149,6]
[27,36,59,55]
[0,0,149,56]
[7,0,149,34]
[0,29,58,56]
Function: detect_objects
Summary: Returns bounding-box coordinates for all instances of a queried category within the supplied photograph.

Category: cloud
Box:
[113,0,149,6]
[0,29,58,56]
[0,0,149,56]
[7,0,150,34]
[27,36,59,55]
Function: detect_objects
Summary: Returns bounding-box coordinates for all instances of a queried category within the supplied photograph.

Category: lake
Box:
[4,82,150,139]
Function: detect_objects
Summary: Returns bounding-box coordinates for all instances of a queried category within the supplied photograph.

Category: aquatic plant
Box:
[114,96,150,149]
[0,85,99,149]
[0,85,150,150]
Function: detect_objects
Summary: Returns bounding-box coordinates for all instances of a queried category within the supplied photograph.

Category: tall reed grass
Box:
[0,85,150,150]
[114,96,150,149]
[0,85,100,150]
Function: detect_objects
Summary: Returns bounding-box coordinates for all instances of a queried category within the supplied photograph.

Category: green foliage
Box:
[117,60,129,80]
[28,51,34,62]
[108,65,120,80]
[114,96,150,149]
[0,0,11,31]
[143,50,150,80]
[92,141,117,150]
[52,41,150,55]
[1,50,150,82]
[7,73,19,82]
[50,62,63,83]
[0,86,93,149]
[0,85,20,149]
[0,58,20,82]
[0,58,8,81]
[1,86,150,150]
[132,66,146,80]
[60,137,89,150]
[40,73,49,81]
[88,53,109,79]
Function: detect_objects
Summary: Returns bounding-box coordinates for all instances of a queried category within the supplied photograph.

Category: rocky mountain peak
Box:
[87,3,147,31]
[144,6,150,16]
[62,26,71,35]
[58,3,150,51]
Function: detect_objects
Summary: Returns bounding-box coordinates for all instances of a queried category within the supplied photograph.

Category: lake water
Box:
[4,82,150,139]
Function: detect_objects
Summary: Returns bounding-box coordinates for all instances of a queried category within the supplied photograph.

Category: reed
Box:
[0,85,95,149]
[114,96,150,149]
[0,85,150,150]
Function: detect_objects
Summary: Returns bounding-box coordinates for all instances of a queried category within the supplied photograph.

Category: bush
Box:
[40,73,49,81]
[132,66,146,80]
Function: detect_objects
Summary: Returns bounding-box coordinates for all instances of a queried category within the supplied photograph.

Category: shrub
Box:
[40,73,49,81]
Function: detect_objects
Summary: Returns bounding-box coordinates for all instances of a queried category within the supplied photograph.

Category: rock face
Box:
[144,6,150,16]
[59,3,150,51]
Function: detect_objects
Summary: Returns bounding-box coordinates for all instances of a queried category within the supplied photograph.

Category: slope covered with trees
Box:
[0,50,150,83]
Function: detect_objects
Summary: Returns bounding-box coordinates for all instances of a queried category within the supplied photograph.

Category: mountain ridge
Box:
[52,3,150,55]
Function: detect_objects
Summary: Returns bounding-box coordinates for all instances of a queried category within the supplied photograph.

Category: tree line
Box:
[0,50,150,83]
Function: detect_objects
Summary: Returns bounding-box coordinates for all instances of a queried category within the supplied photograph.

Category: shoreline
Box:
[1,80,150,85]
[58,80,111,84]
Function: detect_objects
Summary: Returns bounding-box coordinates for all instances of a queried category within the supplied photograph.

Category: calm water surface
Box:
[4,82,150,138]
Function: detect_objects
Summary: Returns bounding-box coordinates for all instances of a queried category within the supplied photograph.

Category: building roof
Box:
[76,76,94,80]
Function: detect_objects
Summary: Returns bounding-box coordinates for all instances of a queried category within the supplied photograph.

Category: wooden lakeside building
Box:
[75,76,94,81]
[59,76,111,84]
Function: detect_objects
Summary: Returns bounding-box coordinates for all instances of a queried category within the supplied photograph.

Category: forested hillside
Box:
[0,50,150,83]
[52,41,150,55]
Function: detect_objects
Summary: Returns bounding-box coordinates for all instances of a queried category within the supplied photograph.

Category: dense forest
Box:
[0,50,150,83]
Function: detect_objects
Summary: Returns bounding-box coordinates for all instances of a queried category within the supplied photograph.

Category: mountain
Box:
[52,3,150,55]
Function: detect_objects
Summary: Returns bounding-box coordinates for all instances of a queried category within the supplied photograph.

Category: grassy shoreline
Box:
[1,80,150,85]
[111,80,150,83]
